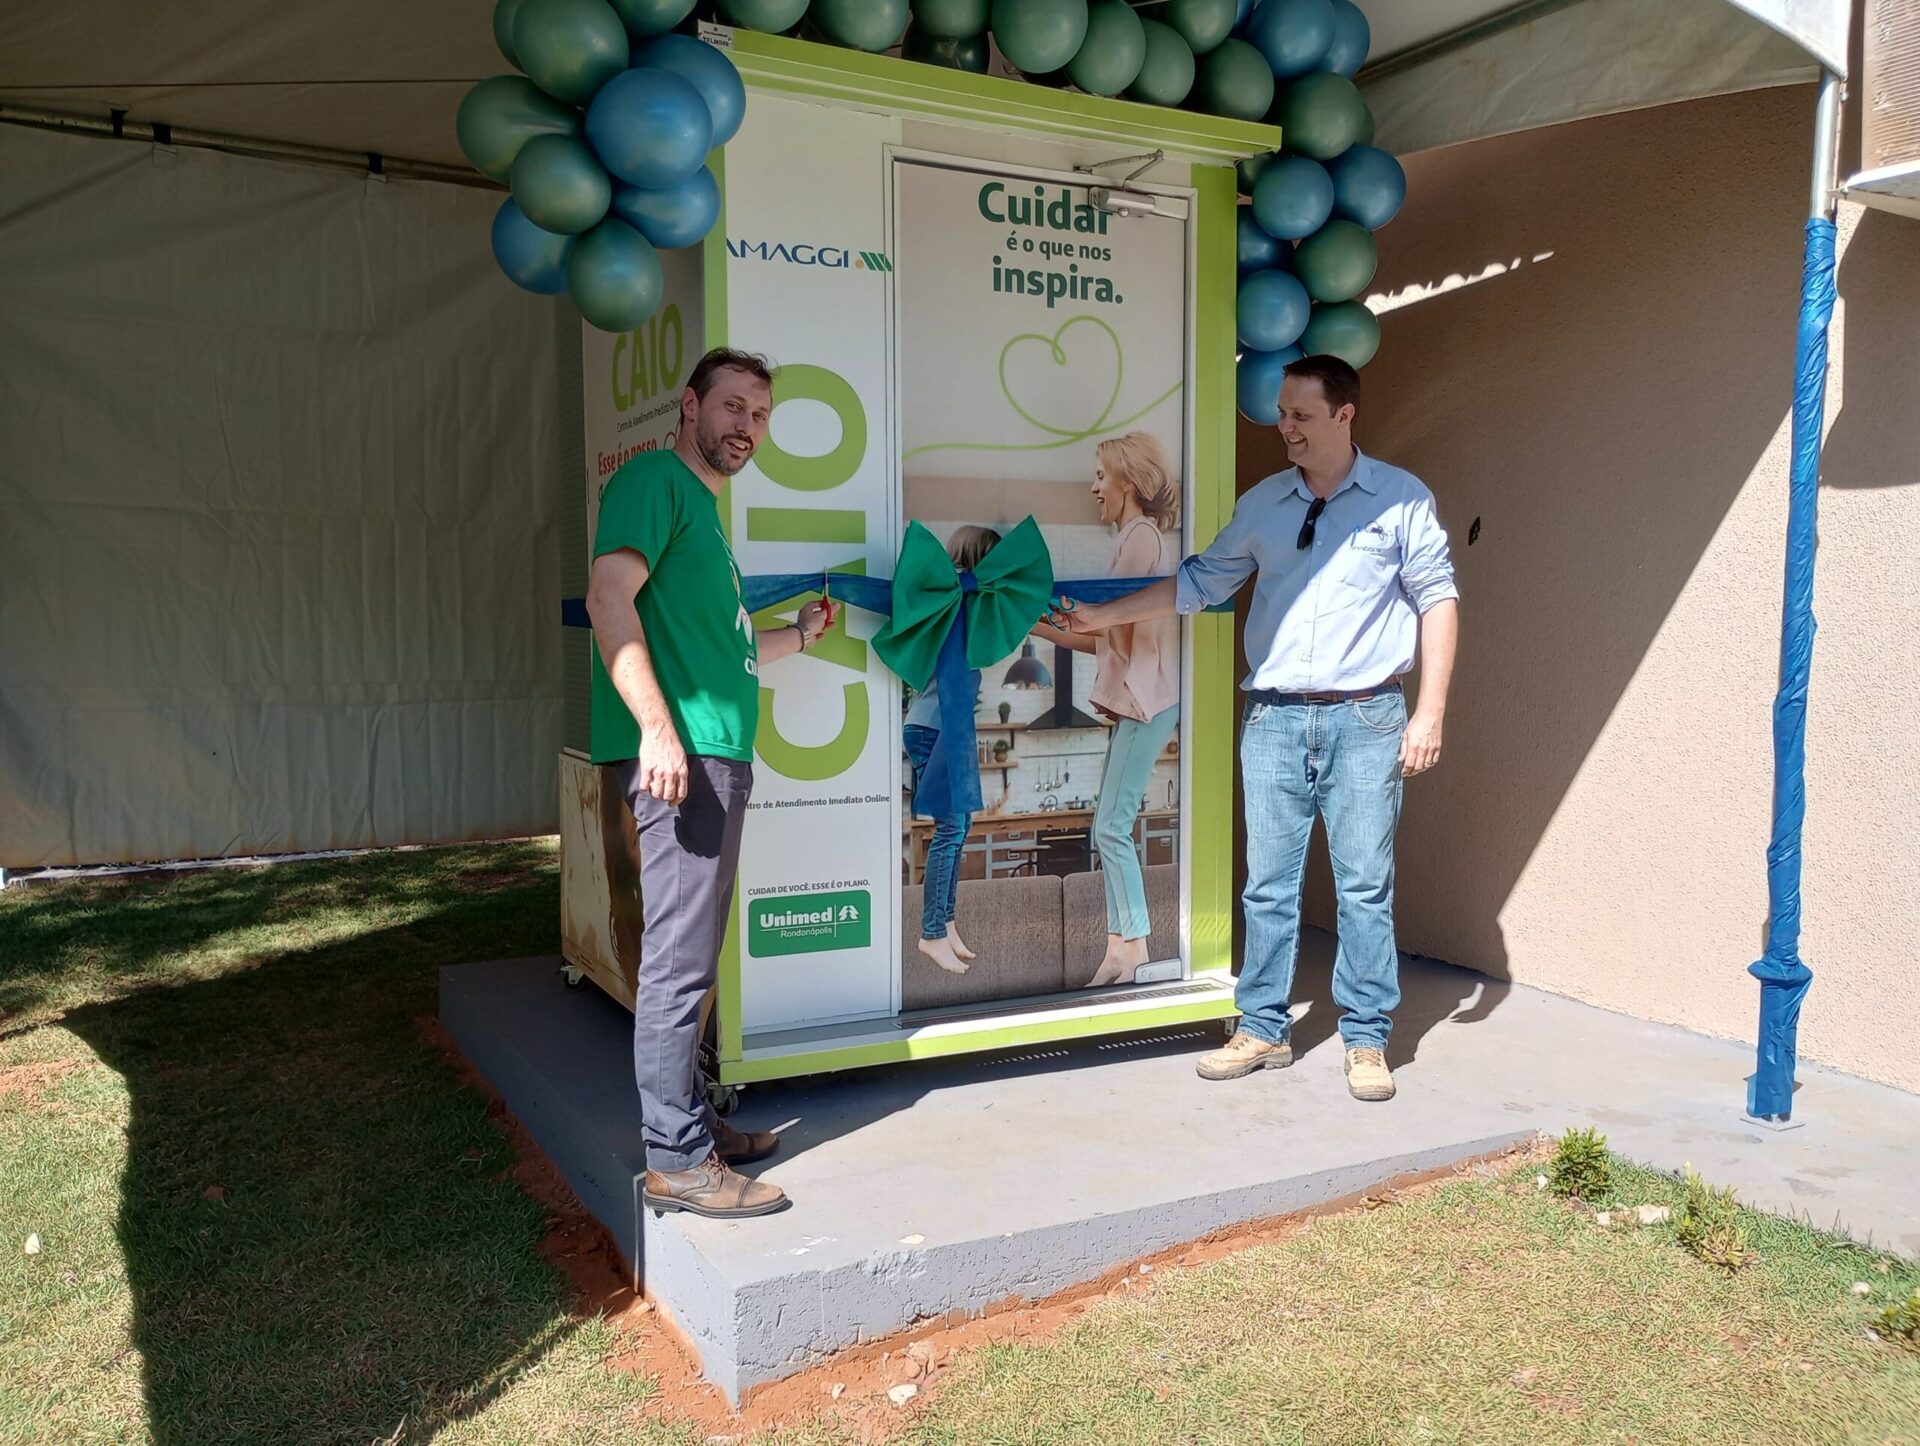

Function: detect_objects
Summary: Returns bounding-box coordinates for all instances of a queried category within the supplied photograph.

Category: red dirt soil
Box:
[422,1017,1545,1440]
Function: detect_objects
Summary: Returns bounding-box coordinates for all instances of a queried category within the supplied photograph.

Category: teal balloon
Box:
[1191,36,1272,120]
[1323,0,1369,76]
[1250,153,1332,239]
[1329,145,1405,230]
[1300,299,1380,367]
[1292,218,1375,302]
[568,218,665,332]
[635,33,747,145]
[610,0,697,37]
[1068,0,1146,96]
[911,0,989,38]
[1237,208,1282,272]
[514,0,630,104]
[1236,344,1301,424]
[494,0,528,67]
[1126,19,1194,105]
[512,133,614,233]
[1237,149,1275,195]
[990,0,1088,74]
[1237,267,1311,351]
[718,0,810,30]
[904,23,990,69]
[1279,70,1369,159]
[612,165,720,248]
[457,76,584,183]
[1157,0,1236,54]
[586,66,712,188]
[1244,0,1333,78]
[491,198,575,293]
[812,0,909,49]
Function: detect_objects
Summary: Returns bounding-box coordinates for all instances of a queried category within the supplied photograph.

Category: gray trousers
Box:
[616,754,753,1173]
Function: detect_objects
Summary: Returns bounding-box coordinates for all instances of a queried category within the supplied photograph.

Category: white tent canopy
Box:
[0,1,1850,170]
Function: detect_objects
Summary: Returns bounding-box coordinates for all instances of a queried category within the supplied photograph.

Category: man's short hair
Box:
[1281,354,1362,414]
[687,347,775,399]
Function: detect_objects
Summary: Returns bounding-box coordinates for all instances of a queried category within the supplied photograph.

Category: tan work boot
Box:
[1344,1046,1396,1102]
[1196,1030,1294,1081]
[713,1118,780,1166]
[642,1152,789,1219]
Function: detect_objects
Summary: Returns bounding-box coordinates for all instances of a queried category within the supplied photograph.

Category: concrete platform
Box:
[440,935,1920,1404]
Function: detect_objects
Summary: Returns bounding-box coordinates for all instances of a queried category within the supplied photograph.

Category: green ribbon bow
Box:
[875,518,1054,821]
[872,517,1055,691]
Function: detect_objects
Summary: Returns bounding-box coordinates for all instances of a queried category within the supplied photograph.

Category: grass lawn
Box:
[3,842,1917,1445]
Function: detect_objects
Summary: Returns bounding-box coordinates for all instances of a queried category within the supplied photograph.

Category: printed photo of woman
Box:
[1081,432,1182,987]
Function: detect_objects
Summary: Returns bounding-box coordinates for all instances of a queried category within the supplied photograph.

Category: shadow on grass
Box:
[18,844,591,1444]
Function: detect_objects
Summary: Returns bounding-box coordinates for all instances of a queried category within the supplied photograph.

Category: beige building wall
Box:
[1242,84,1920,1093]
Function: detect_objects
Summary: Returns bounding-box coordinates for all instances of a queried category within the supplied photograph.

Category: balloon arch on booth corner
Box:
[457,0,1406,417]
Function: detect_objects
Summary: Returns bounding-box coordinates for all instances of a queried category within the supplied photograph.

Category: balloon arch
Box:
[457,0,1406,417]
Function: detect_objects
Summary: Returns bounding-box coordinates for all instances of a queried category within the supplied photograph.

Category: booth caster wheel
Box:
[706,1080,740,1118]
[1220,1016,1241,1038]
[559,963,587,991]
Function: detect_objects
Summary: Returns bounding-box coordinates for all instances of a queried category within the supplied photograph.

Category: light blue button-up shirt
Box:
[1176,449,1458,693]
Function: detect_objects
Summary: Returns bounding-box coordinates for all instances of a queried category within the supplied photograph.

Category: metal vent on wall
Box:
[1847,0,1920,218]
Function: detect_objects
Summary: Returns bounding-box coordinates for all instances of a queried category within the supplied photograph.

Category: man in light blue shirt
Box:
[1057,355,1459,1102]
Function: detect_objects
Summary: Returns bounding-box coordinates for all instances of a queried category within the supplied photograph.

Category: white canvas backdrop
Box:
[0,125,563,865]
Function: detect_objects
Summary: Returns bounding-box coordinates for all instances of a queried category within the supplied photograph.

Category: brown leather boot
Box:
[1195,1030,1294,1081]
[642,1152,789,1219]
[714,1118,780,1165]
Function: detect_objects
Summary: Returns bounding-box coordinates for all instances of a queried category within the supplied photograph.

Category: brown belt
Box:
[1248,681,1402,706]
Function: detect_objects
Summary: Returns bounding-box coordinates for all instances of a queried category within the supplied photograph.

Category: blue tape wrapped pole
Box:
[1746,215,1837,1123]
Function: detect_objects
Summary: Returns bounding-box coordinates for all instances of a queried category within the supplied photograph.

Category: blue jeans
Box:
[904,725,969,941]
[1093,705,1180,939]
[1237,690,1405,1051]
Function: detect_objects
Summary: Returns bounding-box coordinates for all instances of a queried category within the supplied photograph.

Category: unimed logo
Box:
[748,889,872,957]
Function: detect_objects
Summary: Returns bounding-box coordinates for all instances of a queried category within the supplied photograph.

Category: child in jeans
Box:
[903,525,1000,976]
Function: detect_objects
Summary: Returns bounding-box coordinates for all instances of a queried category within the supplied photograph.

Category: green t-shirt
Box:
[590,450,758,764]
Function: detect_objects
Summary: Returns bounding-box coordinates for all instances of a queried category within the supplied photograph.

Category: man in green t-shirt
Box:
[586,347,834,1220]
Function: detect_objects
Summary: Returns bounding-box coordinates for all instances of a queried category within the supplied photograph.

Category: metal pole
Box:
[1747,69,1842,1128]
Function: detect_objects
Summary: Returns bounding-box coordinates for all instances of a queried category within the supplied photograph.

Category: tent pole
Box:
[1747,69,1842,1129]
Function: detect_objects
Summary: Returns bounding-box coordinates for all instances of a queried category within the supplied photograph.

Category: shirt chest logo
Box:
[1350,521,1395,555]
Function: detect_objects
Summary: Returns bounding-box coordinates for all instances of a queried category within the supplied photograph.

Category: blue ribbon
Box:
[562,573,1225,820]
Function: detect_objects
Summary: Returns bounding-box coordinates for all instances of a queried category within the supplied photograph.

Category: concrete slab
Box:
[440,933,1920,1404]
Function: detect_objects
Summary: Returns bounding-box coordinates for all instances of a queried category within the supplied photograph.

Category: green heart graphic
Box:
[997,315,1125,439]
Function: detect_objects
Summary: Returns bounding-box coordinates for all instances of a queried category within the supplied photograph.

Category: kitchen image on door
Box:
[893,155,1190,1013]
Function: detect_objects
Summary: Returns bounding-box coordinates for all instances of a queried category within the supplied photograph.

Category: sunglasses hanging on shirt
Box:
[1296,496,1328,550]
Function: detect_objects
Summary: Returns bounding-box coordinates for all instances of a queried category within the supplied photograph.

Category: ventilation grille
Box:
[1864,0,1920,171]
[898,981,1221,1029]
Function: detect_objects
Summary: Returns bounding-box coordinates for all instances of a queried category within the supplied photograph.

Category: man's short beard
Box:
[698,418,751,476]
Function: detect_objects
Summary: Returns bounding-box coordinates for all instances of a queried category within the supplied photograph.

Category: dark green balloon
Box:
[511,133,613,234]
[1300,299,1380,367]
[910,0,989,38]
[1067,0,1146,96]
[718,0,810,30]
[609,0,698,37]
[494,0,528,67]
[1278,70,1369,160]
[1356,104,1376,146]
[990,0,1088,75]
[1126,18,1194,106]
[903,22,990,70]
[1237,149,1276,196]
[569,219,665,332]
[1155,0,1235,55]
[458,75,585,183]
[513,0,629,105]
[1192,37,1272,121]
[1292,218,1376,302]
[812,0,909,49]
